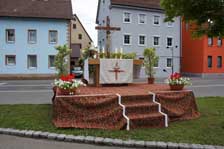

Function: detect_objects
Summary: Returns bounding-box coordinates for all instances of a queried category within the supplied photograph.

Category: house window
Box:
[28,30,37,44]
[217,56,222,68]
[123,12,131,23]
[139,35,146,46]
[73,24,76,29]
[139,14,146,24]
[153,16,160,25]
[49,55,55,68]
[167,21,173,27]
[167,58,172,67]
[208,56,212,68]
[78,34,82,40]
[6,29,15,43]
[123,34,131,45]
[153,36,160,46]
[217,37,222,47]
[208,37,213,46]
[167,37,173,47]
[5,55,16,66]
[28,55,37,68]
[49,30,58,44]
[154,59,159,68]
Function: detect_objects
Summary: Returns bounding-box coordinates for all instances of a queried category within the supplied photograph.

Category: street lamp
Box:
[166,45,178,74]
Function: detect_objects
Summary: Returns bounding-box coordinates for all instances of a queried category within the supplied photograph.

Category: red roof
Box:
[0,0,73,19]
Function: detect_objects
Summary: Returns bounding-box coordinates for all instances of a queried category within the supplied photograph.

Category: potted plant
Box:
[54,74,86,95]
[143,48,159,84]
[167,72,191,90]
[53,45,86,96]
[55,45,72,77]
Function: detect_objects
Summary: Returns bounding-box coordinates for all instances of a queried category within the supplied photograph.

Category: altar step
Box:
[121,95,167,129]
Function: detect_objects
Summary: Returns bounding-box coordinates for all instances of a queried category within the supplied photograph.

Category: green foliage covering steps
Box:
[0,97,224,146]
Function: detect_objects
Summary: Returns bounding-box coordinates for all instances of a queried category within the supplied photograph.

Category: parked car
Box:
[72,67,83,78]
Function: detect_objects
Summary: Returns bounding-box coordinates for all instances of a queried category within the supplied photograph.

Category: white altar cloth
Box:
[100,59,133,84]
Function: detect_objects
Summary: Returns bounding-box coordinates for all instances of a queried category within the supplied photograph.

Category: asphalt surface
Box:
[0,135,130,149]
[0,78,224,104]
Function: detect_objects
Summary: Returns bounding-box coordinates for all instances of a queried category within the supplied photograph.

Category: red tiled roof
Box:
[111,0,161,10]
[0,0,73,19]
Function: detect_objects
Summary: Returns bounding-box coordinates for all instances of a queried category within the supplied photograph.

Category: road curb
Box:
[0,128,223,149]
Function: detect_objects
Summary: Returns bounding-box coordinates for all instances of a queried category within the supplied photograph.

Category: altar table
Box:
[88,59,143,87]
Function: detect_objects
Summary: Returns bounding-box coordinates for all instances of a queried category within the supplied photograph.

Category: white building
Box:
[96,0,181,78]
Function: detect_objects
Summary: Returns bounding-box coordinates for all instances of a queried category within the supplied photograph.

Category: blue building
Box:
[0,0,72,78]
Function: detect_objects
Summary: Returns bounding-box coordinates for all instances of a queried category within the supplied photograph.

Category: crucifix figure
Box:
[96,16,121,58]
[109,62,125,80]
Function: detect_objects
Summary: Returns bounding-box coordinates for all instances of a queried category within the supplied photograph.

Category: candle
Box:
[120,48,123,59]
[102,47,105,58]
[115,48,118,59]
[115,48,118,54]
[120,48,123,54]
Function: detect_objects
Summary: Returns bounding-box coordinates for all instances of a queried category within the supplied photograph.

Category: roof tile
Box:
[0,0,73,19]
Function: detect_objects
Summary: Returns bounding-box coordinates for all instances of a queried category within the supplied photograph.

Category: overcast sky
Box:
[72,0,98,45]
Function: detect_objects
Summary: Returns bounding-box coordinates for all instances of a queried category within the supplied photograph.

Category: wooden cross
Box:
[109,62,125,80]
[96,16,121,58]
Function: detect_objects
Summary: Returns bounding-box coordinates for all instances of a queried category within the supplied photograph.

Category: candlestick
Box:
[102,47,105,58]
[120,48,123,59]
[115,48,118,59]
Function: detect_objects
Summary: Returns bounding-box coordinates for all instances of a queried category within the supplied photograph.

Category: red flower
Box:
[60,74,75,82]
[170,72,181,80]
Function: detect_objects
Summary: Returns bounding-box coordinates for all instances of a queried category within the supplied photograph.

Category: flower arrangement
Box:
[167,72,191,90]
[54,74,86,95]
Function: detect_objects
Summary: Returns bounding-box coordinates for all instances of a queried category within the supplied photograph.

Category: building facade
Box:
[0,0,72,78]
[182,22,224,78]
[70,14,93,66]
[96,0,181,78]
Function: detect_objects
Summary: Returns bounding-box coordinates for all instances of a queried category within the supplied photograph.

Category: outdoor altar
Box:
[51,36,199,130]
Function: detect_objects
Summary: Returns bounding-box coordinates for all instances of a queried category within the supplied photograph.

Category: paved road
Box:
[0,135,130,149]
[0,78,224,104]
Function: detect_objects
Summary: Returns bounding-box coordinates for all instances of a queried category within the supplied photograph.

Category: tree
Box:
[161,0,224,37]
[55,45,71,77]
[143,48,159,79]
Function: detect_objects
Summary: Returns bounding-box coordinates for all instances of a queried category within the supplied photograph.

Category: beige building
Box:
[70,14,93,66]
